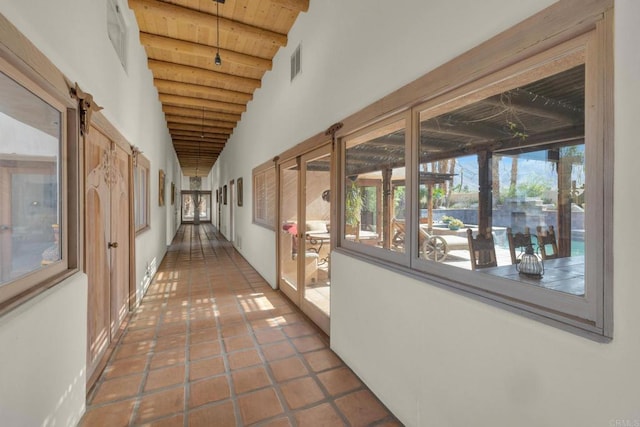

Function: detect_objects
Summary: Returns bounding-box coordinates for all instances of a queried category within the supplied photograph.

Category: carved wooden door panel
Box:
[110,143,130,336]
[85,128,111,379]
[85,126,131,381]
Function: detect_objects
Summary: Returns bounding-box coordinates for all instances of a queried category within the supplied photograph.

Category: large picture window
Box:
[0,56,78,309]
[338,27,612,338]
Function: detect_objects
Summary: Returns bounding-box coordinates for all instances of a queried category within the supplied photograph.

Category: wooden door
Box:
[85,128,111,378]
[85,126,131,381]
[110,144,130,335]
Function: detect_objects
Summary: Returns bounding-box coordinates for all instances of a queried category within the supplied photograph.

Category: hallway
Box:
[80,224,400,426]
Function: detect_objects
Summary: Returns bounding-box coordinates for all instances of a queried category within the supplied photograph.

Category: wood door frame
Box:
[276,142,333,334]
[277,157,300,304]
[299,144,332,334]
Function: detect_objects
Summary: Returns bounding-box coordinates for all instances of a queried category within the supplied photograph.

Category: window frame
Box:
[133,151,150,234]
[339,111,412,267]
[0,53,80,313]
[252,160,277,230]
[412,38,597,322]
[334,5,613,340]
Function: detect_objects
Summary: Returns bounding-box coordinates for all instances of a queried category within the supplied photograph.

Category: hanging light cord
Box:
[215,0,222,65]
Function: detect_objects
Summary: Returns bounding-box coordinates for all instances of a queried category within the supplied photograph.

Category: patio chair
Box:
[536,225,559,260]
[418,225,470,262]
[467,228,498,270]
[391,218,406,248]
[506,227,533,264]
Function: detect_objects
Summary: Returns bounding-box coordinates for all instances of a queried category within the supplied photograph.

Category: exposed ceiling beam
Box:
[155,79,253,105]
[168,122,233,134]
[270,0,310,12]
[174,140,226,148]
[164,114,235,129]
[170,130,229,139]
[175,151,223,157]
[160,94,246,114]
[163,105,241,122]
[173,137,227,145]
[140,33,272,71]
[148,60,260,93]
[129,0,288,47]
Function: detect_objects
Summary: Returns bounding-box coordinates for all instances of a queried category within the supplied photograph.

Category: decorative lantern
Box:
[516,243,544,278]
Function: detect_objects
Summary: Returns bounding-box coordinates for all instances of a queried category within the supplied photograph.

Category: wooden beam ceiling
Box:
[128,0,308,176]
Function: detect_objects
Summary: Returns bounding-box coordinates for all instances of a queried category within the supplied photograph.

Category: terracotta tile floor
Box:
[80,224,402,427]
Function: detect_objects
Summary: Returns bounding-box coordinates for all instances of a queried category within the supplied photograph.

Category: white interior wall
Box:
[212,0,640,425]
[212,0,559,286]
[0,275,87,426]
[0,0,179,425]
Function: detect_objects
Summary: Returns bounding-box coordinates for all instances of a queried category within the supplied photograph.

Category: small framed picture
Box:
[158,169,165,206]
[237,177,243,207]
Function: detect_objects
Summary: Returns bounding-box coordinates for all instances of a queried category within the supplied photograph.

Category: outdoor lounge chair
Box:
[391,218,468,262]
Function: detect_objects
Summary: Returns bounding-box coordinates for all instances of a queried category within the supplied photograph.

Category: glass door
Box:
[181,191,211,223]
[300,145,332,334]
[277,146,332,335]
[278,158,299,303]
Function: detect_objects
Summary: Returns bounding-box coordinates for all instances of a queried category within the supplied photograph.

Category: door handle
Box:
[108,242,119,249]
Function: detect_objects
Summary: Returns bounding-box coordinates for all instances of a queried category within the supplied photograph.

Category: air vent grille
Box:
[107,0,128,69]
[290,44,301,81]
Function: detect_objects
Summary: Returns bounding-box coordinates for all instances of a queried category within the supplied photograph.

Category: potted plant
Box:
[345,179,363,237]
[448,218,464,230]
[441,215,454,224]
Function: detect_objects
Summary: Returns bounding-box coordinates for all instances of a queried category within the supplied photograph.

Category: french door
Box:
[181,191,211,224]
[278,145,332,334]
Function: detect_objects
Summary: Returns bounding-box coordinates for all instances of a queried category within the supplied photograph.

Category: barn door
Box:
[85,125,131,383]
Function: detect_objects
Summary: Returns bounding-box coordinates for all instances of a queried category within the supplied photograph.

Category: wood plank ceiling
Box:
[128,0,309,176]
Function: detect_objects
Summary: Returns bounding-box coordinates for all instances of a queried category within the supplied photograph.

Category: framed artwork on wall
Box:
[223,185,227,205]
[159,169,165,206]
[170,182,175,205]
[237,177,243,207]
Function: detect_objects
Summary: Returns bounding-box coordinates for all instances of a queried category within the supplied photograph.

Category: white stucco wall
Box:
[212,0,640,426]
[212,0,561,286]
[0,0,179,425]
[0,275,87,426]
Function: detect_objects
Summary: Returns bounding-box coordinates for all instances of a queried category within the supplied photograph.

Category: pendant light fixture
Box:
[196,106,204,176]
[214,0,224,66]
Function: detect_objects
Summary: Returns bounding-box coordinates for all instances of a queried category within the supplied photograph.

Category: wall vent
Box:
[107,0,128,70]
[290,44,301,81]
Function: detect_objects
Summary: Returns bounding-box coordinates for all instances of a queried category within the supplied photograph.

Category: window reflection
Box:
[418,65,586,295]
[0,70,61,285]
[344,119,406,253]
